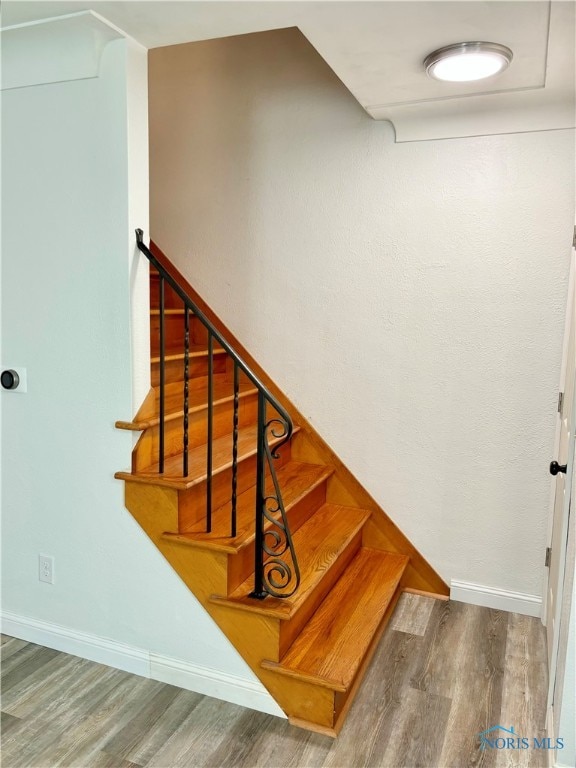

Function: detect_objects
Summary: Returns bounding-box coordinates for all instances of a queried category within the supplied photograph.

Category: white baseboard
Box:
[450,580,542,617]
[149,654,283,715]
[1,611,149,675]
[0,611,285,718]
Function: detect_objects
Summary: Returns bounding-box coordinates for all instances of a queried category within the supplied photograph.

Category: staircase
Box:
[115,231,449,736]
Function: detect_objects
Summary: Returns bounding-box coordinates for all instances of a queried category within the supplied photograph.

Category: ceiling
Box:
[3,1,575,141]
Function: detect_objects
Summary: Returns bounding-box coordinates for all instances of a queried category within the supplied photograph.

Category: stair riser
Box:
[177,441,293,532]
[132,392,259,472]
[278,529,362,659]
[148,371,254,421]
[151,353,227,386]
[150,314,207,356]
[226,480,328,593]
[125,481,179,537]
[276,683,335,730]
[149,372,227,414]
[150,273,182,309]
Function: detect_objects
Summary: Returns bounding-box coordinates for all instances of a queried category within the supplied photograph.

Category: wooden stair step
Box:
[262,548,409,692]
[210,504,370,620]
[151,344,226,364]
[150,309,190,316]
[115,423,300,491]
[161,461,334,552]
[116,378,257,431]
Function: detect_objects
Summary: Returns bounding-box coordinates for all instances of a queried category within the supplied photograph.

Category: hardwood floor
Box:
[0,597,549,768]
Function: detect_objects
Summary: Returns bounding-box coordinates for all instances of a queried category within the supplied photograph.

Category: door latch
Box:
[550,461,568,475]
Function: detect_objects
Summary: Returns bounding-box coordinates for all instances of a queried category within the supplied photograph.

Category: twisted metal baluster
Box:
[182,305,189,477]
[250,392,267,599]
[206,332,213,533]
[158,274,165,475]
[231,361,239,538]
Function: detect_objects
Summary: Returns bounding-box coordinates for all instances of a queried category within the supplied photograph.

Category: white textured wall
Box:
[1,31,279,715]
[150,28,575,603]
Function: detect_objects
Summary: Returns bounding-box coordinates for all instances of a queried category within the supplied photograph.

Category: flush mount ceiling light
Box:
[424,42,513,82]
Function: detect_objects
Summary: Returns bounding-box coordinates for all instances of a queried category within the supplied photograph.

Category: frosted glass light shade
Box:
[424,42,513,82]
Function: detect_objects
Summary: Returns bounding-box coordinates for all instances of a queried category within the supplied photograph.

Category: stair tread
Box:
[210,504,370,620]
[151,344,226,364]
[162,461,334,552]
[263,548,409,691]
[150,309,189,316]
[115,423,299,490]
[116,378,257,430]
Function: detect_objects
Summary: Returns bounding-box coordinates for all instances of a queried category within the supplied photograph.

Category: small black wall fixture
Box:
[1,370,20,390]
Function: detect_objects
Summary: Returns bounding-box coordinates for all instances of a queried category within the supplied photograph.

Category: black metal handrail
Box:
[135,229,300,599]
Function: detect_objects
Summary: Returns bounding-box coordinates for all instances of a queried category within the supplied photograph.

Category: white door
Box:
[546,242,576,702]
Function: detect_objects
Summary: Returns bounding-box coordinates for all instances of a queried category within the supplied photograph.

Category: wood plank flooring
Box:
[0,597,549,768]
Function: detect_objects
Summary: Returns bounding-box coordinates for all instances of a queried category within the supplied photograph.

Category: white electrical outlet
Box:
[39,555,54,584]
